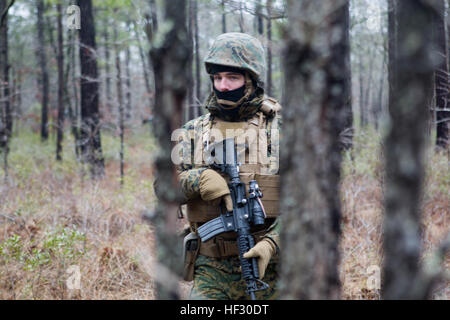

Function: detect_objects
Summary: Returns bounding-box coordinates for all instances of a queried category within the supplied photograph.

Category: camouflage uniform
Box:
[177,33,282,300]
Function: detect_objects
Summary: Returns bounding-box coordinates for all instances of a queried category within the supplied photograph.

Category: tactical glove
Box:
[243,238,277,279]
[199,169,233,212]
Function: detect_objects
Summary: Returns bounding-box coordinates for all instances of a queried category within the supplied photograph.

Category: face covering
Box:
[213,84,246,104]
[207,68,260,121]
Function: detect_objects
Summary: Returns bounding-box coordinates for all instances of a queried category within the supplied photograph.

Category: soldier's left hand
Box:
[242,238,276,279]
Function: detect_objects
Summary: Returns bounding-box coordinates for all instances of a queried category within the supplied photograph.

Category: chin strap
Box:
[215,72,255,110]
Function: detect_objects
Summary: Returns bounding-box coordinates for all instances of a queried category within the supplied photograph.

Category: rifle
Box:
[197,138,269,300]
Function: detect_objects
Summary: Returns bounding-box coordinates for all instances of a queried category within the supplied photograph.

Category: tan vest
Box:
[187,97,282,223]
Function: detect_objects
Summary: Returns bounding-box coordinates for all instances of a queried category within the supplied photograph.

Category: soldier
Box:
[178,32,282,300]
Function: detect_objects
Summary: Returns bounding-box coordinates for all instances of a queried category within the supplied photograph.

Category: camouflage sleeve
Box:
[178,167,207,201]
[263,217,281,253]
[176,116,208,202]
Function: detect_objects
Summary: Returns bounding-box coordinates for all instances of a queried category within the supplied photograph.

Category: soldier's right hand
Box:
[199,169,232,211]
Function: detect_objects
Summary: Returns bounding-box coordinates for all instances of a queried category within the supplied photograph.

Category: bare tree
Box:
[193,0,202,106]
[147,0,191,299]
[266,0,273,97]
[432,0,449,148]
[70,29,81,159]
[113,13,125,187]
[102,13,112,114]
[36,0,49,141]
[254,0,264,35]
[186,0,194,121]
[133,21,153,109]
[78,0,105,178]
[56,2,65,161]
[383,0,444,300]
[279,0,351,299]
[238,0,245,32]
[0,0,15,180]
[125,20,132,121]
[221,0,227,33]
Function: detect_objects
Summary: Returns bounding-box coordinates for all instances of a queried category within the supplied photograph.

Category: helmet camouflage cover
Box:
[204,32,266,87]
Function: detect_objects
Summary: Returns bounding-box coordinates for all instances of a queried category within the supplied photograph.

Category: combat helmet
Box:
[204,32,266,88]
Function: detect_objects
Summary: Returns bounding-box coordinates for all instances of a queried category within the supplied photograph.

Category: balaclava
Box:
[208,64,258,121]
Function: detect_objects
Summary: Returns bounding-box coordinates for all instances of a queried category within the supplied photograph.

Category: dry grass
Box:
[0,128,448,299]
[0,128,157,299]
[339,130,449,300]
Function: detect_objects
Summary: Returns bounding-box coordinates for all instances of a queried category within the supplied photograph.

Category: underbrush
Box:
[0,127,156,299]
[340,127,449,299]
[0,126,447,299]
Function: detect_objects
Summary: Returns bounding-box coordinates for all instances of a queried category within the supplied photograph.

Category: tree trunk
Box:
[193,0,202,108]
[15,48,22,121]
[364,45,375,125]
[133,21,152,109]
[64,30,80,160]
[279,0,350,299]
[266,0,273,97]
[186,0,194,121]
[2,0,11,138]
[432,0,449,148]
[0,0,9,140]
[148,0,190,300]
[56,2,65,161]
[0,0,14,180]
[103,14,112,114]
[221,0,227,33]
[71,29,81,159]
[383,0,437,300]
[37,0,49,141]
[238,1,245,32]
[78,0,105,178]
[254,0,263,35]
[358,49,366,127]
[10,67,15,131]
[375,37,388,131]
[387,0,397,119]
[341,1,353,149]
[114,18,125,187]
[125,21,132,121]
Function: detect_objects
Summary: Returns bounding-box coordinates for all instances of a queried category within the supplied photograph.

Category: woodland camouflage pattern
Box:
[190,255,279,300]
[178,113,282,203]
[178,108,281,300]
[176,32,281,300]
[204,32,266,86]
[177,110,282,299]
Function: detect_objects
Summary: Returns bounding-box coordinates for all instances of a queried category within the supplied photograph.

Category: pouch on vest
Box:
[182,232,200,281]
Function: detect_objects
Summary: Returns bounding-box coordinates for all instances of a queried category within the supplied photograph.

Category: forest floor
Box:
[0,126,448,300]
